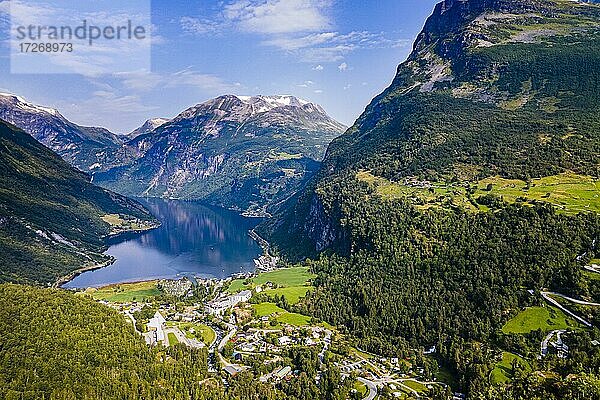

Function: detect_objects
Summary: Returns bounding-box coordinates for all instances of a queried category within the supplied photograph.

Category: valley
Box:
[1,0,600,399]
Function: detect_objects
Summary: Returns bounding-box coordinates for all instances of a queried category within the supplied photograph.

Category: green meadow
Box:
[490,352,531,384]
[86,281,161,303]
[357,171,600,215]
[502,306,578,334]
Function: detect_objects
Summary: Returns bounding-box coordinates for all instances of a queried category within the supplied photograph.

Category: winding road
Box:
[540,291,593,328]
[357,377,377,400]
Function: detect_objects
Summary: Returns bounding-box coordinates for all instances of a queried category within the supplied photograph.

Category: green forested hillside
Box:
[0,284,210,400]
[261,0,600,397]
[0,120,155,285]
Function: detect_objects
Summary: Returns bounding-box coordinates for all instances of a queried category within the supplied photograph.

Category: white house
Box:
[206,290,253,316]
[145,311,166,344]
[232,290,252,304]
[278,336,292,346]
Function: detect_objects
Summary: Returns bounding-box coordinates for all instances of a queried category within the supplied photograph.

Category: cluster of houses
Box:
[159,278,193,297]
[230,326,327,363]
[403,177,433,189]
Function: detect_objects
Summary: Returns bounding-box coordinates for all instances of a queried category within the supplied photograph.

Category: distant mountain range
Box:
[0,93,346,216]
[0,93,122,171]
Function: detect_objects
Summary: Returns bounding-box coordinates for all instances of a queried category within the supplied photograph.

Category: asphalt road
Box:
[357,377,377,400]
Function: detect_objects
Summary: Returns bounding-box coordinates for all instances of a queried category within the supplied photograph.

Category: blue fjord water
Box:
[64,198,261,288]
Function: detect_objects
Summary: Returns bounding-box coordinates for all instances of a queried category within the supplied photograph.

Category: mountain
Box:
[268,0,600,253]
[0,120,157,285]
[0,93,122,171]
[261,0,600,396]
[127,117,170,139]
[94,95,346,216]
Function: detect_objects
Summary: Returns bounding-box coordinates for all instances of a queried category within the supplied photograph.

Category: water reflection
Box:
[64,199,262,288]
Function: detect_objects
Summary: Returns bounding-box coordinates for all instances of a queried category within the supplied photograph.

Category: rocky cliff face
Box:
[94,95,346,216]
[0,93,121,171]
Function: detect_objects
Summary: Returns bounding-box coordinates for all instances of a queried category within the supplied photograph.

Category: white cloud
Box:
[262,31,407,63]
[338,62,348,72]
[223,0,330,34]
[314,89,323,94]
[4,0,152,76]
[343,84,351,90]
[296,80,314,88]
[115,69,239,94]
[180,16,220,35]
[313,64,324,71]
[179,2,409,63]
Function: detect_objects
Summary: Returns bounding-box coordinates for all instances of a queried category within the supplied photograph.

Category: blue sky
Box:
[0,0,439,133]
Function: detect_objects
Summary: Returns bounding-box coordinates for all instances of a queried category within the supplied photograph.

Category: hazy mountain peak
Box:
[128,117,170,139]
[0,92,120,170]
[0,92,61,117]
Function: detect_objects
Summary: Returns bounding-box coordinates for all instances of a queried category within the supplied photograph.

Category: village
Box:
[90,265,454,400]
[83,251,600,400]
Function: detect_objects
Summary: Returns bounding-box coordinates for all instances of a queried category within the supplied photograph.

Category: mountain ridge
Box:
[0,93,122,171]
[94,94,346,216]
[258,2,600,396]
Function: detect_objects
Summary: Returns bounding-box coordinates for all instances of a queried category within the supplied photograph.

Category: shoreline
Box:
[53,257,116,289]
[55,223,161,289]
[55,218,269,291]
[248,229,271,254]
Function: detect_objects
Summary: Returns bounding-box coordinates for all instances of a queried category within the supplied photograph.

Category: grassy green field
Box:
[167,332,178,346]
[252,302,285,317]
[227,267,315,294]
[167,322,216,345]
[86,281,161,303]
[263,286,311,304]
[252,302,311,326]
[353,381,367,397]
[403,380,428,393]
[276,312,311,326]
[101,214,152,233]
[474,173,600,214]
[357,171,600,215]
[490,352,531,384]
[502,306,578,334]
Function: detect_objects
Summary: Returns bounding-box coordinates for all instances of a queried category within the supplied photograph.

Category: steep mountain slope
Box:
[262,0,600,396]
[94,95,346,216]
[0,93,122,171]
[269,0,600,254]
[0,120,156,285]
